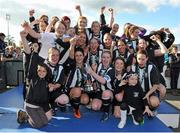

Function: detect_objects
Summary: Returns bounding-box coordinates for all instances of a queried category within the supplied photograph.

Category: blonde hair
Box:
[78,16,87,26]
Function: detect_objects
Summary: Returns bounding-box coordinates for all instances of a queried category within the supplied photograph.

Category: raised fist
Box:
[29,9,35,16]
[75,5,81,10]
[108,8,113,12]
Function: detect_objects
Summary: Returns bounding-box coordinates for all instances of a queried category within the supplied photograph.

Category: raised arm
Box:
[108,8,114,28]
[69,36,78,59]
[22,21,41,39]
[150,35,168,56]
[45,16,59,32]
[20,30,31,54]
[161,28,175,49]
[99,6,106,26]
[137,25,147,37]
[75,5,82,16]
[29,9,35,23]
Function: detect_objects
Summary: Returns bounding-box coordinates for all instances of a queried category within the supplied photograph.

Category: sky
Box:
[0,0,180,46]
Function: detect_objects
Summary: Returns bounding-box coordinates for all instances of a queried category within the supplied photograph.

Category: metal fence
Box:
[0,60,24,89]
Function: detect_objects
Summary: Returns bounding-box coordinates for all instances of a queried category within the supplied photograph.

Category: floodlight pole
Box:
[6,14,10,45]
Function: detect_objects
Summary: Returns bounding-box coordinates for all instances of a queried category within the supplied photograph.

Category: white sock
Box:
[132,115,139,125]
[118,110,127,128]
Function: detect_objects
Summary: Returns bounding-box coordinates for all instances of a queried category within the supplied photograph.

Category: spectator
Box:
[0,32,6,54]
[14,46,23,60]
[169,45,180,96]
[4,45,15,60]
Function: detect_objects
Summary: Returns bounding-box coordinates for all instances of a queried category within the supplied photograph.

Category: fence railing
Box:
[0,60,24,89]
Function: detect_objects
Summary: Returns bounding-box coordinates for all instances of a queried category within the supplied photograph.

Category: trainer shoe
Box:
[52,107,58,116]
[86,104,92,109]
[139,119,144,125]
[131,115,139,125]
[17,109,28,124]
[100,112,109,122]
[73,109,81,118]
[152,110,158,116]
[60,106,66,112]
[118,120,126,129]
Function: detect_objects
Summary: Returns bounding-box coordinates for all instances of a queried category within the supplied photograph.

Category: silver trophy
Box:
[84,84,93,93]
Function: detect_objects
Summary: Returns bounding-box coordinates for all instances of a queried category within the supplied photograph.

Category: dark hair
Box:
[125,71,138,79]
[129,26,139,35]
[29,42,41,53]
[38,62,52,81]
[39,15,48,21]
[113,57,126,74]
[171,45,178,49]
[89,37,100,46]
[149,30,166,42]
[114,56,125,65]
[104,33,112,39]
[75,47,84,56]
[0,32,5,37]
[137,49,148,57]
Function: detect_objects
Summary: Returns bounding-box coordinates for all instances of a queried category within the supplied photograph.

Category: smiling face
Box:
[48,48,60,66]
[89,38,99,53]
[37,65,47,79]
[103,33,112,48]
[128,74,138,86]
[117,40,126,54]
[111,23,119,34]
[67,28,75,37]
[101,51,111,68]
[91,21,100,34]
[78,17,87,29]
[39,21,48,32]
[172,46,178,54]
[138,39,147,50]
[64,19,71,29]
[129,26,140,39]
[114,58,125,72]
[75,51,84,65]
[55,21,66,37]
[77,33,87,47]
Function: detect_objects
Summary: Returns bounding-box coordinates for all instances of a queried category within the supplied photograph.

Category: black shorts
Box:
[113,88,123,95]
[150,91,160,101]
[89,90,102,99]
[41,104,51,112]
[49,88,64,102]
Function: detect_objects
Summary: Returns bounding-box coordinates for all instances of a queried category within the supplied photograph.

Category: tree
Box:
[4,35,16,46]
